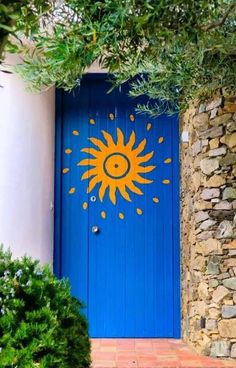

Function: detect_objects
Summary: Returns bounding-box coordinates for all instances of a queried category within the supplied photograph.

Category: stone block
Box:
[210,113,232,126]
[231,343,236,358]
[223,187,236,200]
[206,319,217,330]
[222,305,236,318]
[223,240,236,249]
[208,147,227,157]
[200,219,217,230]
[220,153,236,166]
[201,188,220,200]
[199,103,206,113]
[198,282,209,299]
[205,175,226,188]
[209,138,219,149]
[198,126,223,139]
[223,103,236,113]
[201,238,222,255]
[215,220,233,239]
[194,201,213,210]
[193,255,206,271]
[218,319,236,338]
[220,132,236,149]
[212,286,230,303]
[206,97,222,111]
[195,211,209,223]
[223,277,236,290]
[210,341,231,357]
[197,231,214,241]
[193,113,209,129]
[208,307,220,318]
[217,272,230,280]
[210,108,218,120]
[227,121,236,133]
[209,209,235,221]
[207,256,220,275]
[192,140,202,156]
[214,201,232,210]
[200,158,220,175]
[209,279,219,288]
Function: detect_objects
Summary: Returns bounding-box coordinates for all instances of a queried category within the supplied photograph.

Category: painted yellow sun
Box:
[78,128,156,205]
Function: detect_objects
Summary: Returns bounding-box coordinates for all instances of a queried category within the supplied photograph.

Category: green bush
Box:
[0,246,91,368]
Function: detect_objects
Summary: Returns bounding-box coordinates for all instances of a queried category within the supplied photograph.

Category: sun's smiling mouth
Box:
[78,128,156,205]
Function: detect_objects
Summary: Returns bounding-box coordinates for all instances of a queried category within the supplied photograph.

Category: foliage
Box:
[0,246,91,368]
[1,0,236,115]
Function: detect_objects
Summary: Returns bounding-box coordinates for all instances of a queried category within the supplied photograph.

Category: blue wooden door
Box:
[56,76,180,338]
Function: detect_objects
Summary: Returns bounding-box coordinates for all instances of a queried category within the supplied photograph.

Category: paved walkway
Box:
[91,339,236,368]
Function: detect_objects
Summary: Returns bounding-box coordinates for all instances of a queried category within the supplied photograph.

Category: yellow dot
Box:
[136,208,143,215]
[83,202,88,210]
[162,179,170,184]
[69,187,76,194]
[62,168,69,174]
[147,123,152,131]
[72,130,79,136]
[153,197,159,203]
[109,113,115,121]
[129,114,135,122]
[119,212,124,220]
[89,118,95,125]
[158,137,164,144]
[65,148,72,154]
[101,211,106,219]
[164,158,172,164]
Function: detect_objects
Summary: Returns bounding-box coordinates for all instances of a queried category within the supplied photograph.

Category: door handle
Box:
[91,226,99,234]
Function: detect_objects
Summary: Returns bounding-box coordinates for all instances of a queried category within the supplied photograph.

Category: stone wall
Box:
[181,94,236,358]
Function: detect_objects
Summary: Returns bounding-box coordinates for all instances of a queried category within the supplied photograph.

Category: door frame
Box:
[53,74,181,338]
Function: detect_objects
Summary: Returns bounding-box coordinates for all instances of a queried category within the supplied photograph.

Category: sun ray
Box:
[77,158,97,167]
[81,148,100,157]
[109,185,117,205]
[99,182,109,202]
[102,130,115,147]
[89,137,107,151]
[87,176,100,193]
[137,151,154,163]
[119,185,131,202]
[133,138,146,156]
[134,174,153,184]
[128,182,143,195]
[127,131,136,149]
[117,128,124,146]
[81,168,97,180]
[137,165,156,173]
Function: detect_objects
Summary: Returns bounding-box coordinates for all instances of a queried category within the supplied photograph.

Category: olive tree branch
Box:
[202,2,236,31]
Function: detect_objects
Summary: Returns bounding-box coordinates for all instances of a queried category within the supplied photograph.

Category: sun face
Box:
[78,128,156,205]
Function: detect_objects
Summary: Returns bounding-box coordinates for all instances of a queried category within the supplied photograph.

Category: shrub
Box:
[0,246,91,368]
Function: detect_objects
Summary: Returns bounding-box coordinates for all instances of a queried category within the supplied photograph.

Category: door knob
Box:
[91,225,99,234]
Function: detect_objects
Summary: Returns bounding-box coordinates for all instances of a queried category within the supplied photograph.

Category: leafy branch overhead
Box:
[1,0,236,115]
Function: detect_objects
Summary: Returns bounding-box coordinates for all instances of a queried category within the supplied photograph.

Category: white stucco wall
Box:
[0,55,55,264]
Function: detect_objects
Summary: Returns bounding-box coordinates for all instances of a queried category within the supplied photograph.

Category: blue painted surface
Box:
[55,76,180,338]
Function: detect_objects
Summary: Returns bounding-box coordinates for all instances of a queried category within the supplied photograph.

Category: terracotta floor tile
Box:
[91,339,236,368]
